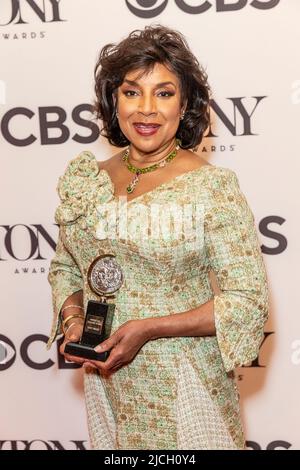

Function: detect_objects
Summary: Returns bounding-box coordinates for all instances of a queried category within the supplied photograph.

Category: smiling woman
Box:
[93,26,210,151]
[47,25,269,450]
[117,64,183,151]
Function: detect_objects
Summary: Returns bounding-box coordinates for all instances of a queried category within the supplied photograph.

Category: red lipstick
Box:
[133,122,161,136]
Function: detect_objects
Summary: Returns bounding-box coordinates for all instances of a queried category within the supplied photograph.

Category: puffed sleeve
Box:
[204,167,269,372]
[46,227,83,349]
[46,151,114,349]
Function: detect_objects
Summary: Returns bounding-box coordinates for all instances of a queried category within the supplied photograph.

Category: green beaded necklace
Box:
[122,139,181,194]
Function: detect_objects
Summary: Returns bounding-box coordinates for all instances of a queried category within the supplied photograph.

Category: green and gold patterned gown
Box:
[47,151,269,450]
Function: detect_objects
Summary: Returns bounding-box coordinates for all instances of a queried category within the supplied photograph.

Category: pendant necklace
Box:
[122,139,181,194]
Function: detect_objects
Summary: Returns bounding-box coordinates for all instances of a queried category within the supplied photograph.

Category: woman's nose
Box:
[138,95,157,115]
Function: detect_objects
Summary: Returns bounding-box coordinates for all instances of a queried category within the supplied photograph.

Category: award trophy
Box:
[65,254,123,361]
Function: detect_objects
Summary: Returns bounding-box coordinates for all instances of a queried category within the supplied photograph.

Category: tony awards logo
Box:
[65,254,123,361]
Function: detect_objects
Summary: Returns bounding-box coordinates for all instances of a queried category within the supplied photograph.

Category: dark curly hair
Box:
[93,25,211,149]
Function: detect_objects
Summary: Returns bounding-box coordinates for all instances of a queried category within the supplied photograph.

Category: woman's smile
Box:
[132,122,161,136]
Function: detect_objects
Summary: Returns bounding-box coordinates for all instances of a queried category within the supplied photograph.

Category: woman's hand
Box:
[59,320,85,365]
[83,319,153,375]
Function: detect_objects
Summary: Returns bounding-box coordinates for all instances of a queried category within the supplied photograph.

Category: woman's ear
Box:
[181,99,187,115]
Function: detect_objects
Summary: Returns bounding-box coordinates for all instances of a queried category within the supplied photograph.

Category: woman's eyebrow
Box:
[123,79,177,88]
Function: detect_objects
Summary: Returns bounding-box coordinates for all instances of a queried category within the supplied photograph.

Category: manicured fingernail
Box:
[94,345,103,352]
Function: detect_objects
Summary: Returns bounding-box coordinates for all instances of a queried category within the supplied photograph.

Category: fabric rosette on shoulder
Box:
[54,151,114,231]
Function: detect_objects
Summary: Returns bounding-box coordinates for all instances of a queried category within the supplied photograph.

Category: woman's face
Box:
[116,62,184,154]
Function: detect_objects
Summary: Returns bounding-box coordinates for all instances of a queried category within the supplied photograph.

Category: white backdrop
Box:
[1,0,299,450]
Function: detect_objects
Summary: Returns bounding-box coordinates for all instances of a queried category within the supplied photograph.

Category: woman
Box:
[47,25,269,450]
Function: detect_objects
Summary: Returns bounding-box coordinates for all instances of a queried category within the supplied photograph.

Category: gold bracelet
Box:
[62,314,84,335]
[61,304,84,314]
[64,322,79,336]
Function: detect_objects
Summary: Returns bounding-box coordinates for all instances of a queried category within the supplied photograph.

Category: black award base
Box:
[64,342,109,361]
[65,299,115,362]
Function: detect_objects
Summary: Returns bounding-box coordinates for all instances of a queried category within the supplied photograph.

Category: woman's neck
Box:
[128,138,177,166]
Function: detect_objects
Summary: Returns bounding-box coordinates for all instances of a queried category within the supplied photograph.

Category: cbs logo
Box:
[0,334,78,371]
[125,0,281,18]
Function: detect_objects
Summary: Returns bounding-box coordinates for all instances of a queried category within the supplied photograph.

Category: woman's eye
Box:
[158,91,174,97]
[123,90,174,98]
[124,90,138,97]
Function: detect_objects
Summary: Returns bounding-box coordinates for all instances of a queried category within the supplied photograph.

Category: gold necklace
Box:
[122,139,181,194]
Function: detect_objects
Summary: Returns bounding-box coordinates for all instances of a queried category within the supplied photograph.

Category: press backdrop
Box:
[1,0,299,451]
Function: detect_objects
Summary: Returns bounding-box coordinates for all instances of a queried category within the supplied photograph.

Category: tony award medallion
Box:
[65,254,123,361]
